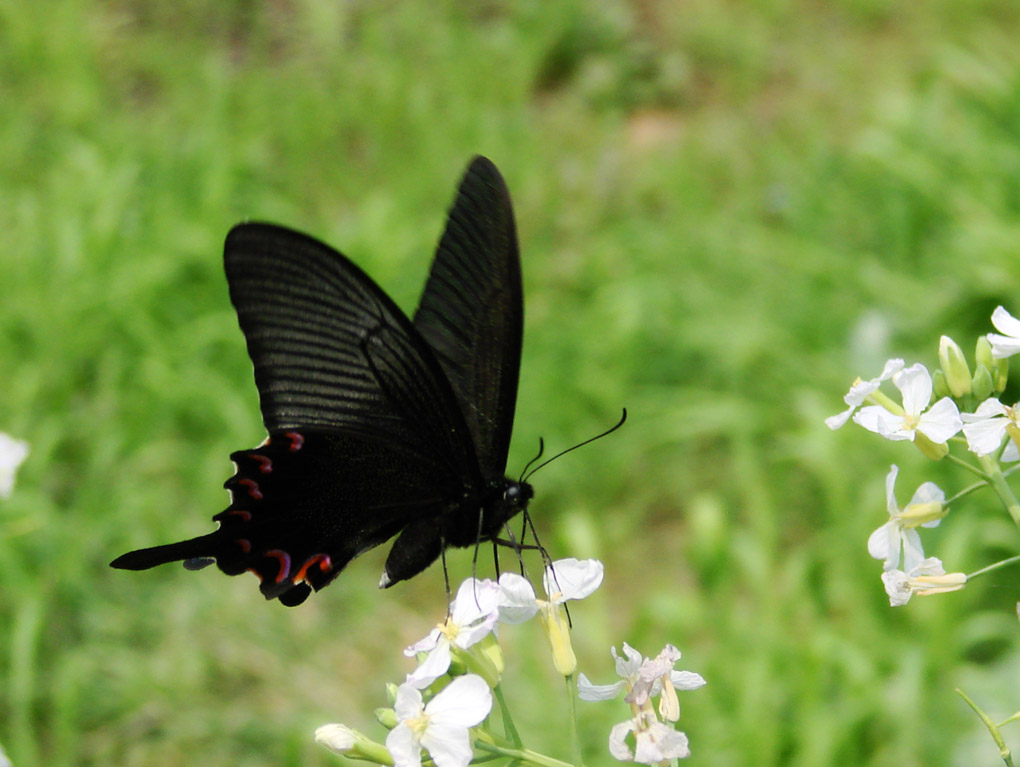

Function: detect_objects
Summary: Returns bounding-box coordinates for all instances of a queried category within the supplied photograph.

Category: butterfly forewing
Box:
[224,223,477,478]
[413,156,523,480]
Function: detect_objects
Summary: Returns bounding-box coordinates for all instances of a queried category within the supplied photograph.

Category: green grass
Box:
[3,0,1020,765]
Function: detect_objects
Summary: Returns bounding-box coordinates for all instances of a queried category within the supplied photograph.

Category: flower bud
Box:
[971,365,993,401]
[976,335,994,369]
[939,336,971,397]
[375,706,398,729]
[931,369,951,400]
[913,432,948,461]
[538,604,577,676]
[477,632,505,676]
[315,723,394,764]
[315,724,358,754]
[976,336,1008,393]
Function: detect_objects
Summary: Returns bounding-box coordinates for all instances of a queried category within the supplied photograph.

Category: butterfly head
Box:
[476,477,532,540]
[503,480,533,508]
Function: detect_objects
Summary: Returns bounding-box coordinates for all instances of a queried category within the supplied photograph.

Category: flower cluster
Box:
[827,305,1020,605]
[579,643,706,762]
[315,559,706,767]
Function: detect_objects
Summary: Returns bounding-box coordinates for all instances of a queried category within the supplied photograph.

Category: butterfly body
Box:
[112,157,529,606]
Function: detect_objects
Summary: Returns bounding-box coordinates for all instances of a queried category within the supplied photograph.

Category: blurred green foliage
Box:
[2,0,1020,765]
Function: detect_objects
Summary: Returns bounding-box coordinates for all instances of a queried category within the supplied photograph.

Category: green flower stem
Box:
[967,554,1020,580]
[493,683,523,749]
[956,688,1014,767]
[475,739,576,767]
[976,454,1020,528]
[946,478,992,505]
[944,452,990,481]
[564,674,585,767]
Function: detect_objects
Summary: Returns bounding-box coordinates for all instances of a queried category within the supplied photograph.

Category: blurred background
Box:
[2,1,1020,765]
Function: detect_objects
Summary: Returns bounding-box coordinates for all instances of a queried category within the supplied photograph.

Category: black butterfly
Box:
[111,156,533,606]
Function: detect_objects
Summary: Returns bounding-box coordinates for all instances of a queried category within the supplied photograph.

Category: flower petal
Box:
[867,521,898,570]
[613,642,644,679]
[916,398,962,443]
[578,673,626,701]
[825,406,855,430]
[421,724,473,767]
[670,669,707,690]
[899,528,925,574]
[394,683,425,721]
[991,306,1020,337]
[894,364,933,417]
[884,465,899,517]
[907,481,946,508]
[854,406,912,441]
[634,721,691,763]
[963,415,1008,456]
[405,627,443,657]
[386,723,423,767]
[989,307,1020,358]
[405,639,453,689]
[1004,441,1020,462]
[964,397,1009,420]
[608,720,636,761]
[543,558,604,603]
[450,579,501,626]
[426,674,492,728]
[497,573,539,624]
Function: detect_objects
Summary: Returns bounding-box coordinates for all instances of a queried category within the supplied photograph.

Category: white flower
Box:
[579,643,705,722]
[609,711,691,763]
[499,558,603,676]
[826,358,905,429]
[962,398,1020,460]
[987,306,1020,359]
[627,644,706,723]
[881,557,967,606]
[404,578,501,689]
[0,433,29,499]
[867,465,945,573]
[385,675,492,767]
[853,363,962,443]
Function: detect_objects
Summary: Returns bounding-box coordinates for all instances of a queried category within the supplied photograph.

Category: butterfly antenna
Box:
[522,409,627,483]
[518,438,545,483]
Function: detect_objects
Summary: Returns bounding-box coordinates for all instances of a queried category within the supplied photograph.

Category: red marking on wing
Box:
[238,478,263,499]
[293,554,333,583]
[264,549,292,583]
[223,509,253,522]
[284,431,305,452]
[252,455,273,473]
[235,538,252,553]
